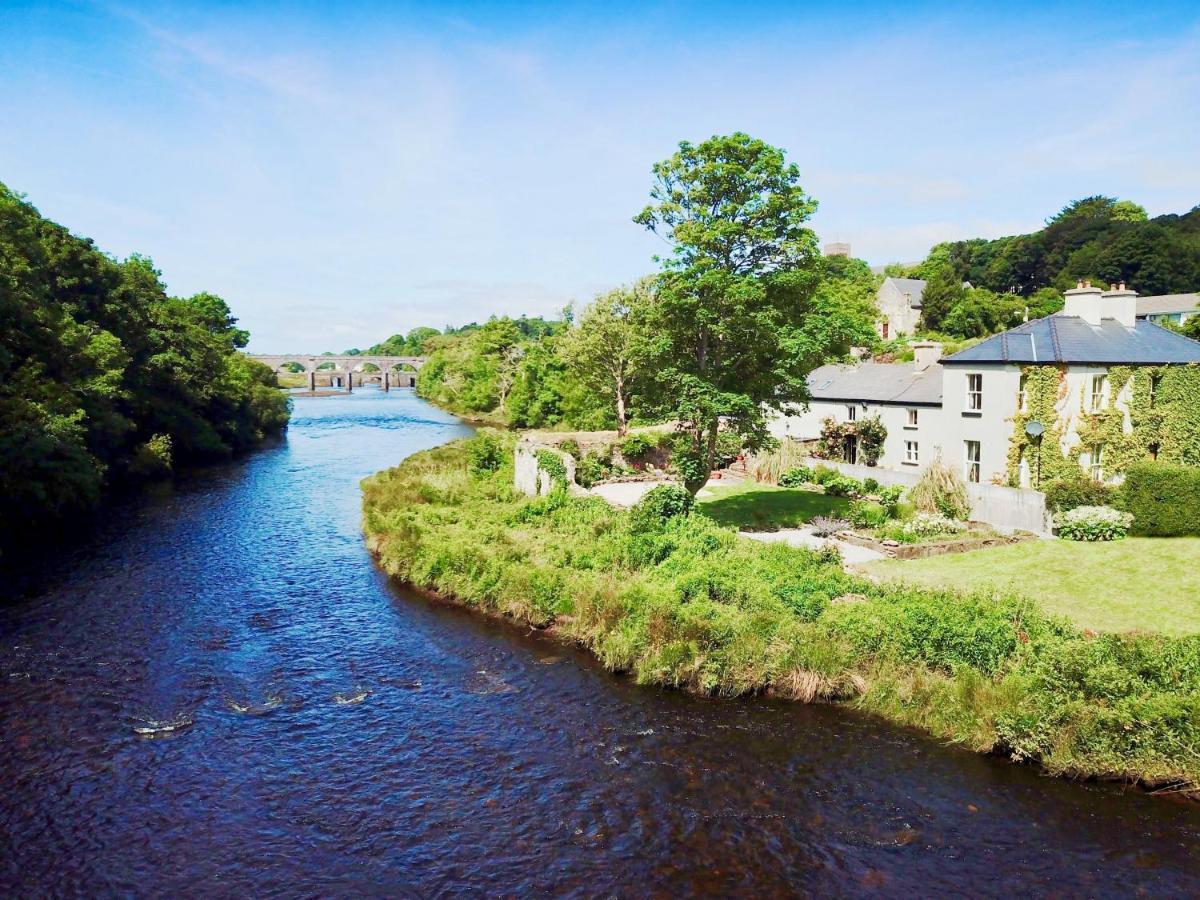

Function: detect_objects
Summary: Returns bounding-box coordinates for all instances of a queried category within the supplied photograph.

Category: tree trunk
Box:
[615,377,627,437]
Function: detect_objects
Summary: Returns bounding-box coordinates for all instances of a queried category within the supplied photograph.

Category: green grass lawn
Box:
[698,482,850,531]
[866,537,1200,635]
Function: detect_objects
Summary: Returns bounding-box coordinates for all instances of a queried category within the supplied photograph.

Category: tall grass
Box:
[362,435,1200,796]
[746,439,811,484]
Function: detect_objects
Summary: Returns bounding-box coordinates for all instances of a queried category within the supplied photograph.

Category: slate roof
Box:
[882,277,927,309]
[1136,293,1200,317]
[808,362,943,406]
[943,314,1200,366]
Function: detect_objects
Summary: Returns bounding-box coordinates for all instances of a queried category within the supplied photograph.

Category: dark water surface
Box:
[2,389,1198,897]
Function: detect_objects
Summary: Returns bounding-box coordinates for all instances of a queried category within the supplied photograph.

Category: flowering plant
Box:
[1053,505,1133,541]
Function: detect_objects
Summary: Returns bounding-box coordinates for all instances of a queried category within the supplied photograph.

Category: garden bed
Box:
[836,528,1038,560]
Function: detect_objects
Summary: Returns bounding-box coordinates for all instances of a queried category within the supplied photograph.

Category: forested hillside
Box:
[890,197,1200,336]
[0,184,290,548]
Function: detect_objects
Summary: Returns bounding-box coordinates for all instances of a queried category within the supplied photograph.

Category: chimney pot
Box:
[1077,279,1084,289]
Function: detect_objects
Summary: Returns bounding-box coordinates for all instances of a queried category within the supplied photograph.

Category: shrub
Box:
[876,484,905,517]
[535,450,569,489]
[714,431,745,468]
[1124,461,1200,536]
[822,475,862,498]
[1054,505,1133,542]
[900,512,967,540]
[778,466,814,488]
[862,477,881,494]
[909,458,970,520]
[558,439,581,460]
[811,464,840,486]
[1044,474,1118,513]
[847,500,889,529]
[620,434,654,461]
[466,433,506,473]
[630,484,695,532]
[810,516,850,537]
[128,433,173,479]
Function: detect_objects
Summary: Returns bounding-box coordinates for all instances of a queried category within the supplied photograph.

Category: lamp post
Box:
[1025,420,1045,488]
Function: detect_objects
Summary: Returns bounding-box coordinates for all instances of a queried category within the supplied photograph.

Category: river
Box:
[1,388,1198,896]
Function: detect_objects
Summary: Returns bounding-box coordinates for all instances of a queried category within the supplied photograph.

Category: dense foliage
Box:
[1124,461,1200,537]
[363,437,1200,794]
[1053,506,1133,542]
[904,196,1200,299]
[0,185,289,549]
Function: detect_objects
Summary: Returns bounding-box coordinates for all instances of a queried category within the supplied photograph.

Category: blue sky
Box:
[2,1,1198,351]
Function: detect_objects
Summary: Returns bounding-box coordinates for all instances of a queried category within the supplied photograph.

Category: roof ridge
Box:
[1047,315,1063,361]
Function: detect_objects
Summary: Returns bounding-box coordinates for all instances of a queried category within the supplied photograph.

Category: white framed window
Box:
[966,374,983,411]
[846,405,857,422]
[1018,374,1028,412]
[1088,374,1107,413]
[906,408,918,428]
[904,440,919,465]
[1089,443,1105,481]
[965,440,981,483]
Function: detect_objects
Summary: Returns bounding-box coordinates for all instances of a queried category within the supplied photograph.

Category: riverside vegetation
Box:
[363,434,1200,797]
[0,184,290,554]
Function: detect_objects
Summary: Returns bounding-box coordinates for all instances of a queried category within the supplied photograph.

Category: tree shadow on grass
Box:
[699,488,851,531]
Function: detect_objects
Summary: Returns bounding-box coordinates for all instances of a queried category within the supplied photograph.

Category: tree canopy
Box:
[0,183,289,553]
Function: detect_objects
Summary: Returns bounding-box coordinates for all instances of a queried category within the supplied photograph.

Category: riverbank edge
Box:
[362,439,1200,801]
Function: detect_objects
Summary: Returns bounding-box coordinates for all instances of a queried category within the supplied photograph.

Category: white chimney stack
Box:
[1101,282,1138,328]
[1063,280,1104,326]
[912,340,942,372]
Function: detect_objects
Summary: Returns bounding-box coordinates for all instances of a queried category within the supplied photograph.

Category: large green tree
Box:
[634,132,870,492]
[559,279,652,435]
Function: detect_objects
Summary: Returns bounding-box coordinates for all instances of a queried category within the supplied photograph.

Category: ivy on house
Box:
[535,449,569,489]
[1007,362,1200,486]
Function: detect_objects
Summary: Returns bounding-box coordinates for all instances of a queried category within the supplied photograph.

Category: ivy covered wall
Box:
[1007,363,1200,486]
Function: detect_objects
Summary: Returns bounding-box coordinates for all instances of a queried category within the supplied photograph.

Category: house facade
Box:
[875,277,925,339]
[771,281,1200,488]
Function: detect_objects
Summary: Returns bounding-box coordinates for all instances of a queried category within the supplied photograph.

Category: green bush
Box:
[862,477,880,494]
[465,433,506,473]
[714,430,745,468]
[558,439,581,460]
[1044,474,1119,513]
[811,465,840,486]
[847,500,889,529]
[128,434,173,479]
[822,475,862,498]
[778,466,814,488]
[630,484,695,532]
[876,485,905,517]
[1124,461,1200,536]
[620,434,654,461]
[1053,505,1133,541]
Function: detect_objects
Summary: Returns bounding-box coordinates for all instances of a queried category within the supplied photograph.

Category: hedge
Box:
[1124,461,1200,536]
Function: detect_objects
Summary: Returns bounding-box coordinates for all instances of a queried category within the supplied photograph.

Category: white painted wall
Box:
[768,401,944,470]
[875,281,921,338]
[940,364,1022,485]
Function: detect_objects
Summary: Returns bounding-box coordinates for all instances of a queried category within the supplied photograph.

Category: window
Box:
[904,441,919,465]
[882,321,890,339]
[1088,374,1107,413]
[1018,374,1028,412]
[846,405,857,422]
[906,408,918,428]
[966,374,983,411]
[1089,443,1105,481]
[965,440,981,483]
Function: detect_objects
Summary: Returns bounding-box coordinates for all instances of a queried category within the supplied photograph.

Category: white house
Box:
[1136,293,1199,327]
[771,281,1200,487]
[875,277,925,339]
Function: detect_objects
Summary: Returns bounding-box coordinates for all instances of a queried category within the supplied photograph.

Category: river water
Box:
[2,389,1198,897]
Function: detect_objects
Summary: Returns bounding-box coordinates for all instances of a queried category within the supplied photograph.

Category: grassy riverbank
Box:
[362,437,1200,796]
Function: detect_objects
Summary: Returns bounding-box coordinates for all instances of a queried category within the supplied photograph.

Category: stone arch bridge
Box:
[245,354,427,391]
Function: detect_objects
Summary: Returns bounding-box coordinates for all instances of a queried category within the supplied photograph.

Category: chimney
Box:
[1063,281,1104,325]
[912,340,942,372]
[1101,282,1138,328]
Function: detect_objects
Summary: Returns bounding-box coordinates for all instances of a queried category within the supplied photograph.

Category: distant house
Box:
[771,281,1200,488]
[875,277,925,339]
[1136,293,1200,327]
